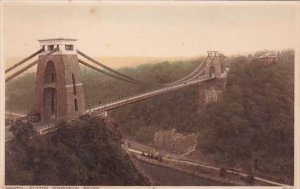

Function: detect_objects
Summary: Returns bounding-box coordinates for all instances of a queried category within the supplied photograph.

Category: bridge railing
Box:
[90,76,213,114]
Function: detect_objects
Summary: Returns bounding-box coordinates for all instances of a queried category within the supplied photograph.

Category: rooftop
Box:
[38,38,77,42]
[259,51,278,59]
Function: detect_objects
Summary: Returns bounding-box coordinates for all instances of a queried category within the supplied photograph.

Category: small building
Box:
[258,51,279,64]
[152,129,197,154]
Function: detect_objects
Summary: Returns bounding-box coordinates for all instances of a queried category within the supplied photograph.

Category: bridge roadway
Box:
[5,77,213,142]
[89,76,214,113]
[5,112,26,120]
[5,119,57,142]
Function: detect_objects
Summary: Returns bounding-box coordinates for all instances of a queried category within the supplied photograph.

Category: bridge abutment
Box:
[198,78,226,113]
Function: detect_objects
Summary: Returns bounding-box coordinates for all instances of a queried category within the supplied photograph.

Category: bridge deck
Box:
[89,77,214,113]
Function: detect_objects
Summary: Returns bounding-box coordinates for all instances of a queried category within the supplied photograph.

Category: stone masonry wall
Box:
[151,129,197,154]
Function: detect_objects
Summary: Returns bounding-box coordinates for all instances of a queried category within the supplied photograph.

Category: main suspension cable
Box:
[78,59,140,85]
[76,49,144,84]
[5,48,58,83]
[5,48,44,73]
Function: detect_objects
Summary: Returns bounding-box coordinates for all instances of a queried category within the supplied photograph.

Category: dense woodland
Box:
[6,115,149,185]
[197,50,294,179]
[5,57,204,112]
[5,49,294,182]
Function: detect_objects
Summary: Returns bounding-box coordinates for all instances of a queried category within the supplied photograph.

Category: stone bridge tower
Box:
[199,51,227,112]
[34,38,85,120]
[205,51,225,78]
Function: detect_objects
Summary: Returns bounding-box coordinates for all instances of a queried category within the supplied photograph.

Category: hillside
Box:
[111,49,294,183]
[5,115,149,185]
[196,49,294,182]
[5,49,294,183]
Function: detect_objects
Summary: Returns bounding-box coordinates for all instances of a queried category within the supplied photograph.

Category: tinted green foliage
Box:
[5,58,204,143]
[111,86,200,142]
[6,73,35,112]
[5,50,294,181]
[82,59,204,142]
[5,58,203,112]
[197,50,294,178]
[82,58,204,108]
[6,115,149,185]
[9,120,38,144]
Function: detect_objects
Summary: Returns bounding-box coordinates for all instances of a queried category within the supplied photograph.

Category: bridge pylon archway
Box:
[34,38,86,121]
[43,87,57,120]
[209,66,216,78]
[204,51,225,79]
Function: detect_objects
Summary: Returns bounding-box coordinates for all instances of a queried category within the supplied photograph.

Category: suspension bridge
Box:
[5,38,226,121]
[4,39,291,187]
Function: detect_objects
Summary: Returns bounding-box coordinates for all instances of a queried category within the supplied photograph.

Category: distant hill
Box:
[5,56,196,70]
[94,56,195,68]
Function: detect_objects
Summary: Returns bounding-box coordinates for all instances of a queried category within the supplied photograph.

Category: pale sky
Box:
[2,1,298,66]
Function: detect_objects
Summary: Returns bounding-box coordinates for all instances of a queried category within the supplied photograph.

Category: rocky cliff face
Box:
[198,79,226,112]
[151,129,197,154]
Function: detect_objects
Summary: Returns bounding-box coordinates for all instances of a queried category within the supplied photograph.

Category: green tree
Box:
[9,120,37,144]
[6,115,149,185]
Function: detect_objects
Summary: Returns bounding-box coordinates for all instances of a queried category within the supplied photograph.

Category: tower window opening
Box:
[48,45,54,51]
[51,73,56,82]
[44,61,56,84]
[74,99,78,111]
[51,90,55,113]
[65,45,74,51]
[72,73,77,95]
